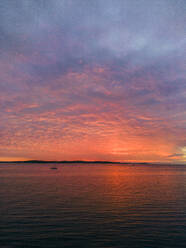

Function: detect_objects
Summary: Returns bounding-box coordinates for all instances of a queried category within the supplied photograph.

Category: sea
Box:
[1,163,186,248]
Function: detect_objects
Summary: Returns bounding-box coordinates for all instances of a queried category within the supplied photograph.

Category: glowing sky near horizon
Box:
[0,0,186,163]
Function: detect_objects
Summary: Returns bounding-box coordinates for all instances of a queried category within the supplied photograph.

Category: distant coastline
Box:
[0,160,185,165]
[0,160,148,165]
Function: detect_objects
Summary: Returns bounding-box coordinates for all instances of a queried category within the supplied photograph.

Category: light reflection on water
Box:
[1,163,186,248]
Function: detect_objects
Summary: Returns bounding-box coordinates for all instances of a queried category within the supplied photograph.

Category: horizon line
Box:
[0,159,185,165]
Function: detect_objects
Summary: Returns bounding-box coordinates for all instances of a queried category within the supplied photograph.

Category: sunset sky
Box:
[0,0,185,163]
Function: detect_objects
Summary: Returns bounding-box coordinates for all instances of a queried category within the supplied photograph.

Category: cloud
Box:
[0,0,185,162]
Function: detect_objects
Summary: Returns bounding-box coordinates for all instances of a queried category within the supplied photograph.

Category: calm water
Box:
[1,163,186,248]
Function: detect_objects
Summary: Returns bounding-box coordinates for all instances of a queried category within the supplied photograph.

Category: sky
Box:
[0,0,185,163]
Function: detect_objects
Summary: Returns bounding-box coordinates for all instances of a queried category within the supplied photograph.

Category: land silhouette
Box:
[0,160,148,165]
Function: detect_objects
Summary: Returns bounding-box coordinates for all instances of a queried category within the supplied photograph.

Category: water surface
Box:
[1,163,186,247]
